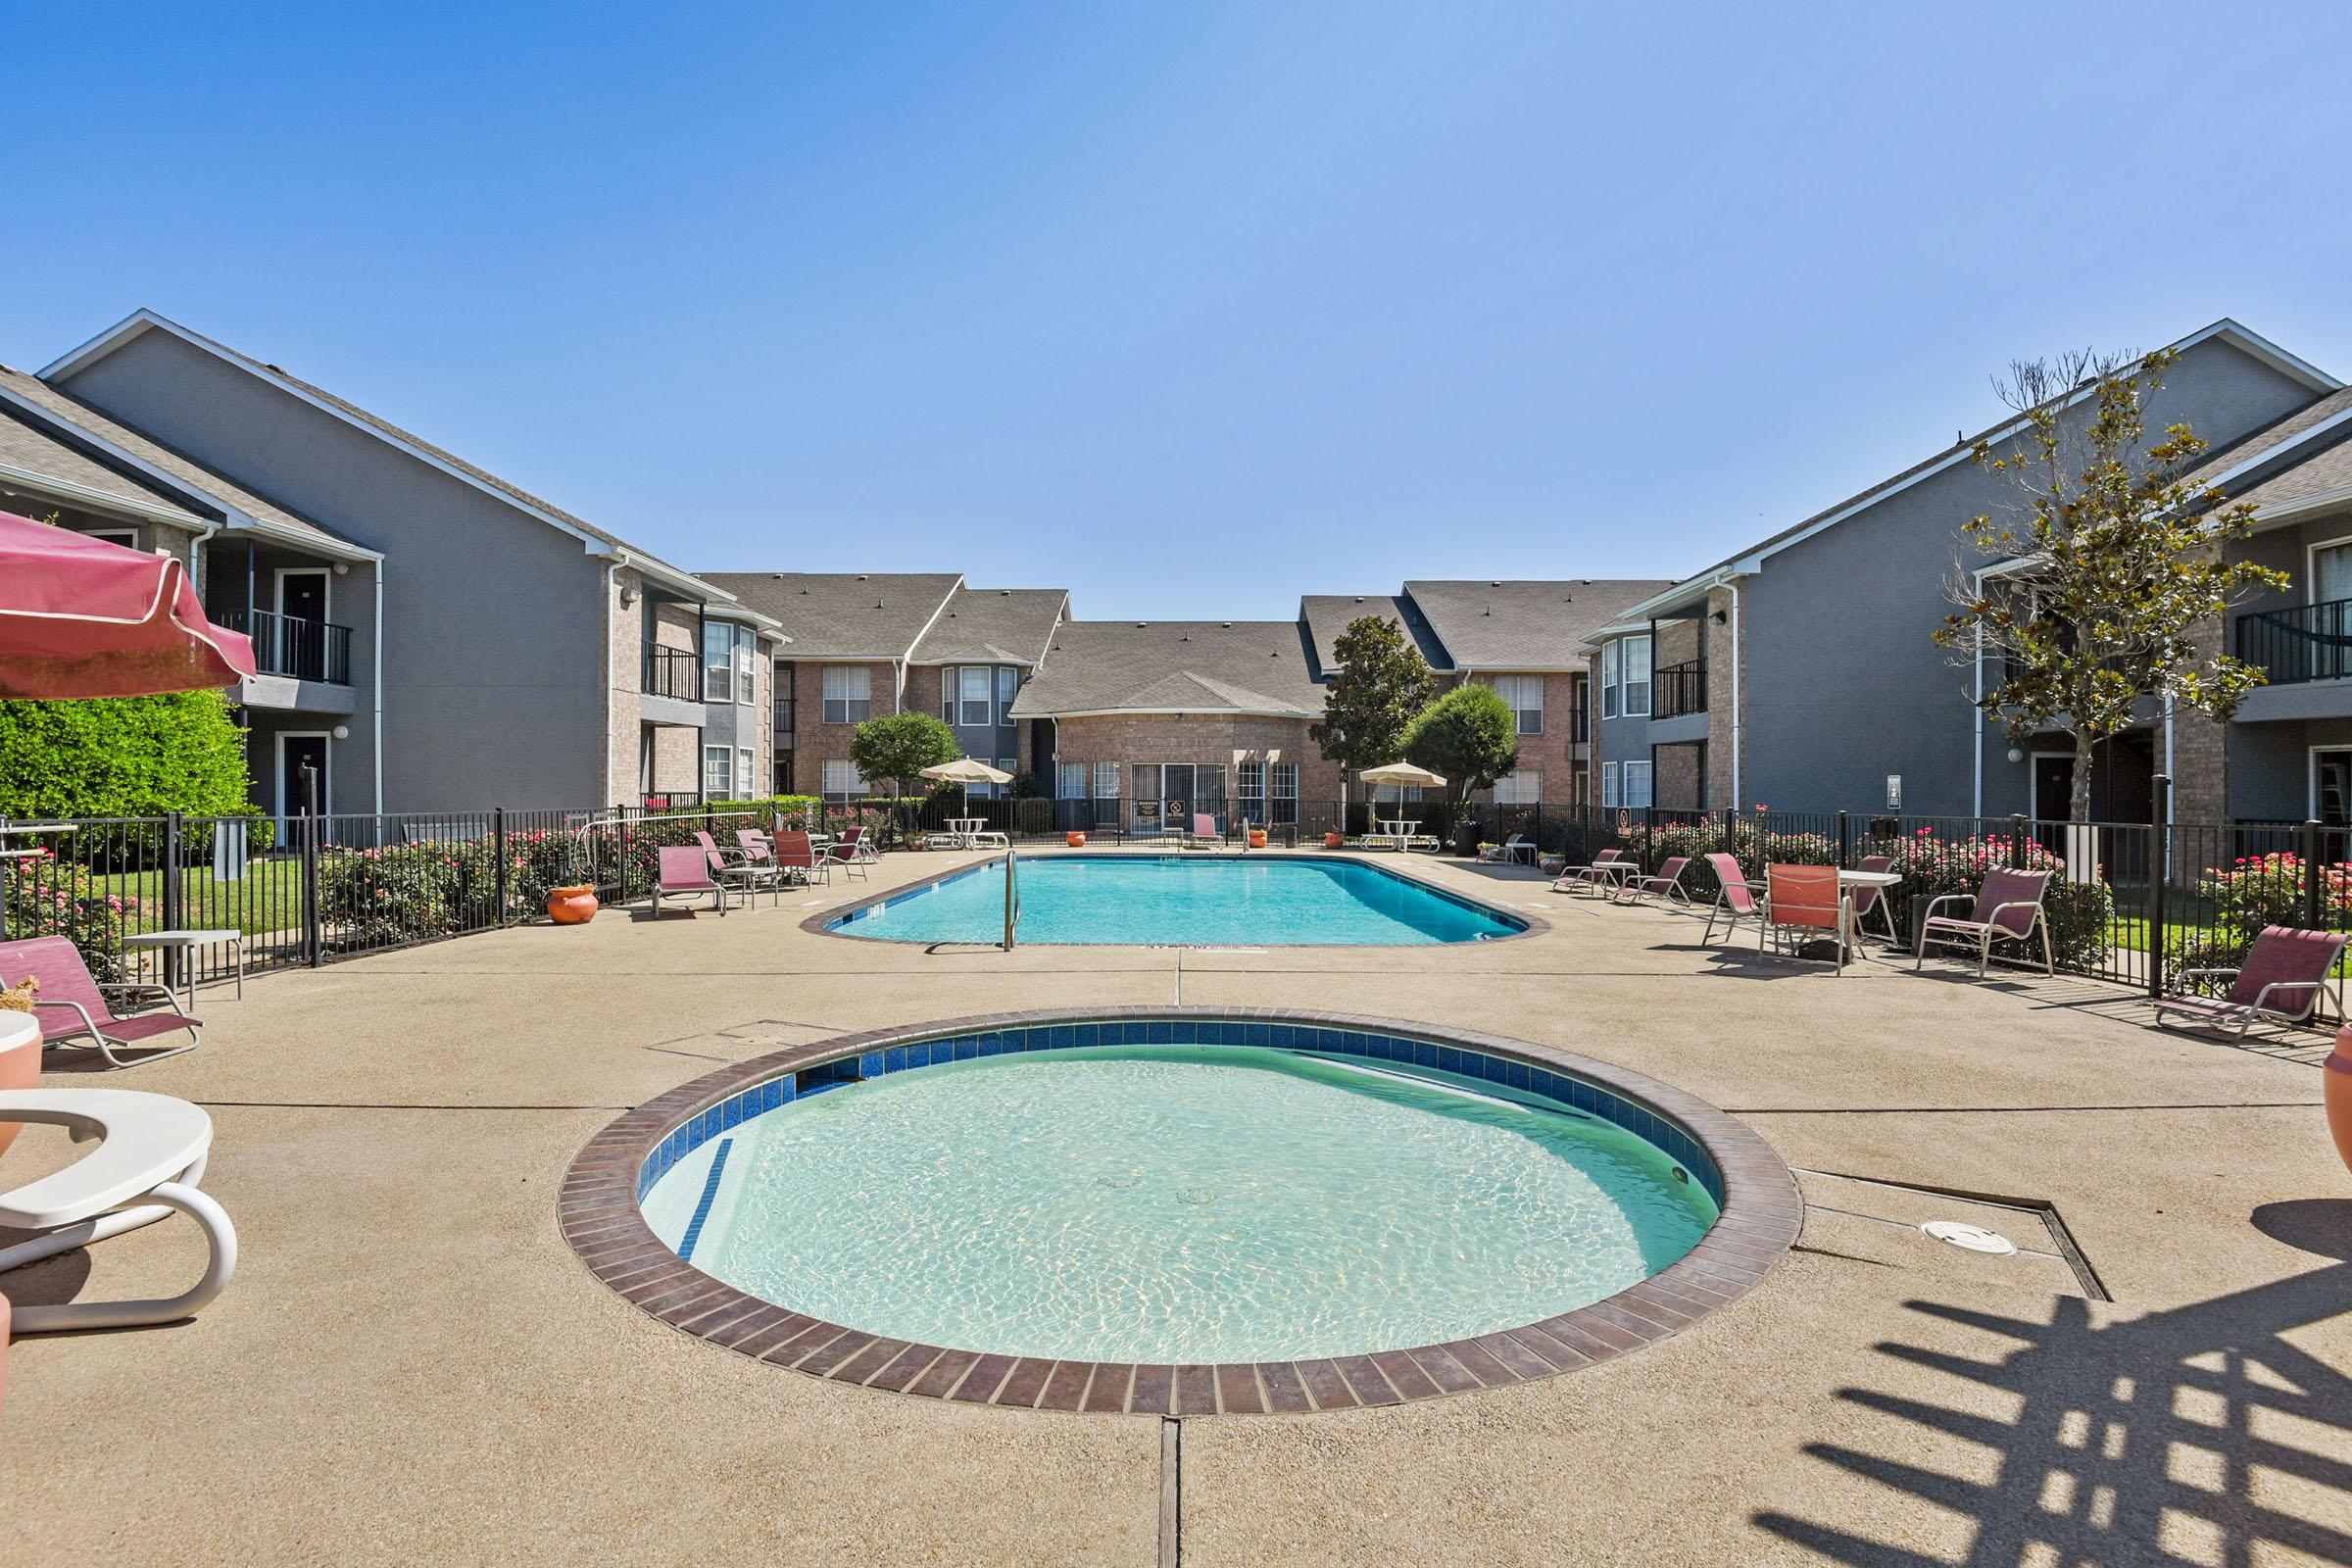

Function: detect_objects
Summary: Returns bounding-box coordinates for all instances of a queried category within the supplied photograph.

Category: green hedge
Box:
[0,692,253,818]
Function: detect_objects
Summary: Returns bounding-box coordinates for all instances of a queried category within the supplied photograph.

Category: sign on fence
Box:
[212,816,249,882]
[2065,823,2098,885]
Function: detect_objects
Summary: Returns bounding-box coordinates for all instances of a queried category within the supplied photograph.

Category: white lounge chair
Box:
[0,1071,239,1332]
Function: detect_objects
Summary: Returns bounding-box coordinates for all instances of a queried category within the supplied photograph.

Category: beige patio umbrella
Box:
[920,756,1015,817]
[1358,761,1446,829]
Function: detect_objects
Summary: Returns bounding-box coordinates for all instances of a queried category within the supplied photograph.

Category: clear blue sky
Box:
[9,3,2350,619]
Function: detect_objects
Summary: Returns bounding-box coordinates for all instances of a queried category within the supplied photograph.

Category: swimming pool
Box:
[823,853,1525,946]
[564,1009,1800,1412]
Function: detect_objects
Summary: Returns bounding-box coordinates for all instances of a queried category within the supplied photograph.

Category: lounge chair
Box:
[0,1080,238,1332]
[1699,853,1768,946]
[812,828,869,881]
[835,824,881,864]
[1480,833,1537,865]
[1180,812,1226,850]
[1759,863,1851,974]
[699,830,782,907]
[1552,846,1633,897]
[1620,855,1693,906]
[0,935,200,1068]
[1849,854,1900,943]
[653,844,728,916]
[772,831,832,887]
[2154,924,2351,1037]
[1915,866,2053,978]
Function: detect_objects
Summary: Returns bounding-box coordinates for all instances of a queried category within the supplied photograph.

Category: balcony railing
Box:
[221,608,352,685]
[2237,598,2352,686]
[643,647,704,702]
[1653,660,1708,719]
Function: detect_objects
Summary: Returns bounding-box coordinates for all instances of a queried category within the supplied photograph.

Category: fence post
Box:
[2304,817,2325,931]
[1837,809,1849,868]
[162,810,184,995]
[613,803,629,904]
[300,762,322,967]
[2148,775,2171,1001]
[1643,806,1654,869]
[2010,814,2027,870]
[0,814,9,939]
[494,807,509,926]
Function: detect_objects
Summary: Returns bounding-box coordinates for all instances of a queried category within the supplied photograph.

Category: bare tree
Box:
[1937,348,2283,822]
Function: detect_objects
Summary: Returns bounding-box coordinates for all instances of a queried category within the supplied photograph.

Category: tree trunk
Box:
[2071,729,2096,823]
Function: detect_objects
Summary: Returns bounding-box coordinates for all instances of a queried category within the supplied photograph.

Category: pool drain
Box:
[1922,1219,2017,1255]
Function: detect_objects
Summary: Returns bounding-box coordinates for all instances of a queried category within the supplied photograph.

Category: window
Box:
[1494,768,1540,805]
[1094,762,1119,799]
[738,633,758,706]
[82,527,139,550]
[739,748,755,794]
[820,759,867,800]
[1622,760,1653,808]
[1270,761,1298,825]
[940,668,956,722]
[1601,643,1620,719]
[702,623,737,704]
[1602,761,1621,807]
[1239,761,1266,824]
[703,745,734,800]
[959,666,994,727]
[1621,635,1653,718]
[1492,674,1544,735]
[1058,761,1088,799]
[997,666,1019,725]
[821,665,870,724]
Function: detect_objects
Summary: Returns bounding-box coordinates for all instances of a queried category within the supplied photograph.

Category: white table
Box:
[1374,818,1423,853]
[947,817,985,849]
[1838,868,1902,890]
[123,928,245,1010]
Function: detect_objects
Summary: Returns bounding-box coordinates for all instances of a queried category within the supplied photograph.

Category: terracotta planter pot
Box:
[547,885,600,925]
[0,1010,40,1158]
[1324,833,1346,850]
[1066,832,1087,848]
[1249,830,1268,849]
[2328,1025,2352,1179]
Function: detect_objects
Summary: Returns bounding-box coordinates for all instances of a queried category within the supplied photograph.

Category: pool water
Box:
[643,1045,1716,1363]
[826,854,1523,946]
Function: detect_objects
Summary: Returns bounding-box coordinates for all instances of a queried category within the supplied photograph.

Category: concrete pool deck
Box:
[5,847,2349,1566]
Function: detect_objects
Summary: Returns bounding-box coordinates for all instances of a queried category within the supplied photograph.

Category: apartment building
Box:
[17,309,779,814]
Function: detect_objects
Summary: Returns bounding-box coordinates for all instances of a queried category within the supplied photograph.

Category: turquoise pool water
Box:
[643,1045,1717,1362]
[826,854,1523,946]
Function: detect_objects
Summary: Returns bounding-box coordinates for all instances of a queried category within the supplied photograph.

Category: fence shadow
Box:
[1755,1200,2352,1565]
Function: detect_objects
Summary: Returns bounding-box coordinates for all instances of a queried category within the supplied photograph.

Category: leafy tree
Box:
[0,691,252,818]
[1309,615,1437,814]
[1402,683,1519,807]
[1936,348,2282,821]
[849,710,960,798]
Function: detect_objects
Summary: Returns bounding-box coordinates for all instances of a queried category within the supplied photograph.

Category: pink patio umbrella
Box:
[0,511,255,698]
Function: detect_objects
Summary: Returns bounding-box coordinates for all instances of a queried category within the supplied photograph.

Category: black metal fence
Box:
[8,782,2349,1013]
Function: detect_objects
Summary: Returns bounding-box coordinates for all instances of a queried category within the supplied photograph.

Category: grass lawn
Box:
[90,858,310,936]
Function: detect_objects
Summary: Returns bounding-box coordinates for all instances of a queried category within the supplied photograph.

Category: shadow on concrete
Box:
[1756,1199,2352,1565]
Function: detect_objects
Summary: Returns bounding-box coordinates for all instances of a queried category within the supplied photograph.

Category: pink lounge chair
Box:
[1700,853,1767,945]
[835,824,879,864]
[1849,854,1899,943]
[1760,863,1851,974]
[0,935,200,1068]
[654,845,727,916]
[772,831,831,887]
[1553,846,1632,896]
[1915,866,2053,978]
[1182,812,1225,849]
[2154,924,2351,1037]
[813,827,869,881]
[1620,855,1693,906]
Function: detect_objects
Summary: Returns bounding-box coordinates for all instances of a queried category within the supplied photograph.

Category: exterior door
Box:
[280,734,328,847]
[276,568,329,681]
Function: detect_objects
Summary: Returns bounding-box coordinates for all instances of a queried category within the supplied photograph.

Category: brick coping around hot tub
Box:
[558,1007,1800,1416]
[799,851,1550,946]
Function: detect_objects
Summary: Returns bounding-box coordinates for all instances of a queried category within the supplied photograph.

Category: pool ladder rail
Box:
[1003,847,1020,951]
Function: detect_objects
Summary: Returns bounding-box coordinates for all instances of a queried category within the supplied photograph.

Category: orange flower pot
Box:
[2328,1025,2352,1178]
[1066,831,1087,848]
[547,885,600,925]
[1324,832,1346,850]
[1249,830,1268,849]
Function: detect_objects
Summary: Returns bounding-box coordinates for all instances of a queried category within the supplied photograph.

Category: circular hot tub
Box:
[562,1009,1796,1414]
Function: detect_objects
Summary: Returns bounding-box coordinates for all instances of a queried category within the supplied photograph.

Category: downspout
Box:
[1972,617,1984,817]
[373,558,386,815]
[1725,578,1742,811]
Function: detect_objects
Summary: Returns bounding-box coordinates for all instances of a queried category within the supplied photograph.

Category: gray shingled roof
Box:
[0,400,209,526]
[2193,386,2352,487]
[702,572,963,660]
[0,366,358,554]
[1401,580,1674,669]
[83,315,711,584]
[910,586,1068,666]
[1298,593,1454,675]
[1009,620,1326,718]
[2224,429,2352,515]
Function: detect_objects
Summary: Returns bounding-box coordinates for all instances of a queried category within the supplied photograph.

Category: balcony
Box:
[221,608,352,685]
[2237,598,2352,686]
[643,647,704,702]
[1653,660,1708,719]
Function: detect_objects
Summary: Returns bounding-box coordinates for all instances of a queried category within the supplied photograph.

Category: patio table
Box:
[947,816,985,850]
[123,928,245,1009]
[1375,818,1422,853]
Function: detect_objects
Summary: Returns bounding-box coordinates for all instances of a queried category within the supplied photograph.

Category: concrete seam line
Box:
[1159,1416,1180,1568]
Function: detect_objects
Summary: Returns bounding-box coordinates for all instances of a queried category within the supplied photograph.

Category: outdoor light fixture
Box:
[1710,610,1727,624]
[331,725,350,741]
[2006,747,2026,763]
[332,562,349,575]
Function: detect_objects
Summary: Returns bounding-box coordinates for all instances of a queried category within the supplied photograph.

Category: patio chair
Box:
[1759,863,1851,974]
[1915,866,2053,978]
[0,1085,238,1332]
[1181,812,1226,851]
[1480,833,1537,865]
[835,824,881,864]
[1620,855,1693,907]
[812,828,870,882]
[2153,924,2352,1037]
[1552,846,1633,897]
[772,831,832,888]
[0,935,200,1069]
[698,830,782,907]
[653,844,728,916]
[1699,853,1768,946]
[1849,854,1900,943]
